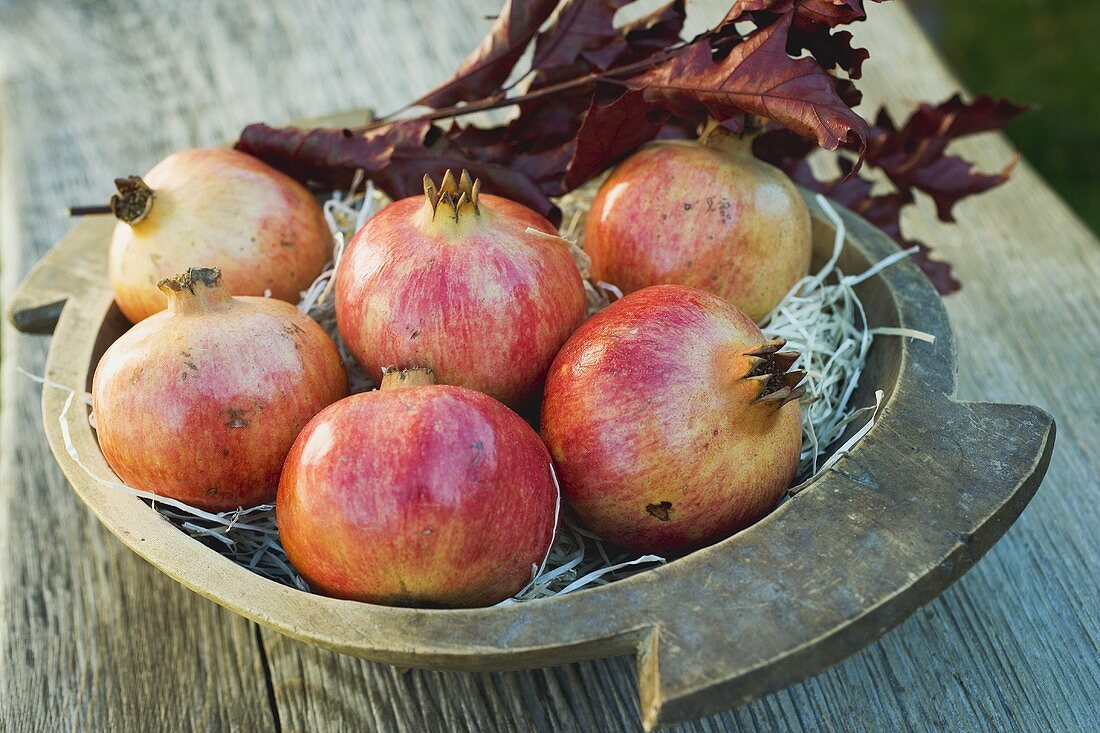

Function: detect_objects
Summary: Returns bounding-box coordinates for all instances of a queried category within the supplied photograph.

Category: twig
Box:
[354,47,685,133]
[69,204,113,217]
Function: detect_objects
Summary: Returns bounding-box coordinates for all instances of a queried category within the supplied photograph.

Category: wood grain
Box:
[1,1,1096,732]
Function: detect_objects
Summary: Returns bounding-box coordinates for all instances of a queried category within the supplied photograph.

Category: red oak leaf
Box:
[907,241,962,295]
[791,28,868,78]
[532,0,636,72]
[234,2,1025,296]
[612,0,687,65]
[783,156,961,294]
[235,120,434,191]
[413,0,559,108]
[236,121,560,223]
[758,94,1026,294]
[724,0,870,28]
[504,0,685,163]
[564,87,671,188]
[720,1,871,78]
[522,0,686,114]
[867,96,1027,221]
[629,13,867,152]
[913,94,1032,138]
[531,0,685,73]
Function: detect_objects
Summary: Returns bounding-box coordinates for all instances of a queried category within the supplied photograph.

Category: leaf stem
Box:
[350,48,683,134]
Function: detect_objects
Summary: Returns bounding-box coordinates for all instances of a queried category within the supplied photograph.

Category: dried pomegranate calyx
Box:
[423,169,481,223]
[741,337,806,408]
[156,267,233,314]
[379,367,437,390]
[110,175,155,225]
[157,267,222,294]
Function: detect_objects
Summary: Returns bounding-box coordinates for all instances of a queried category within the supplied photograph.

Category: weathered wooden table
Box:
[2,2,1096,731]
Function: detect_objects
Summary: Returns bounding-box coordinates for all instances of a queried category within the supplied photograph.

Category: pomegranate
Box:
[277,368,558,607]
[335,170,586,406]
[584,133,812,322]
[108,148,331,323]
[92,267,347,511]
[541,284,804,555]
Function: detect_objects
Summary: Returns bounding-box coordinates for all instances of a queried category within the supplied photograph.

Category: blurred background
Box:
[909,0,1099,233]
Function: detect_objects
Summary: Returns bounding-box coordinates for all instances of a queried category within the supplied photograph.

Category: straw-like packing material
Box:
[35,178,930,603]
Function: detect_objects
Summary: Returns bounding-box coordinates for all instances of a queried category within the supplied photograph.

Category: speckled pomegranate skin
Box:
[109,148,331,322]
[92,277,347,511]
[584,141,812,322]
[334,192,586,406]
[541,284,802,555]
[277,384,559,607]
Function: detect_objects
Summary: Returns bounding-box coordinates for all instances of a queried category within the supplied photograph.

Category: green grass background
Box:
[934,1,1099,233]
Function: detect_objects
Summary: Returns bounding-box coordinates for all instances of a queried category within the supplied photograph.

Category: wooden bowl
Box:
[8,155,1054,729]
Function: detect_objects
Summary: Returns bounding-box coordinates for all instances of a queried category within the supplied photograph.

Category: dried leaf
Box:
[565,87,670,188]
[234,1,1025,297]
[914,94,1032,138]
[908,240,962,295]
[532,0,685,73]
[867,95,1027,221]
[759,95,1027,293]
[236,121,560,223]
[236,121,434,191]
[792,28,868,78]
[784,156,961,294]
[614,0,687,64]
[629,14,867,152]
[413,0,559,108]
[532,0,635,72]
[724,0,870,28]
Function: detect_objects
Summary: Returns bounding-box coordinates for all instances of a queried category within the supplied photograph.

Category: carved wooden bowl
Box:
[9,126,1054,729]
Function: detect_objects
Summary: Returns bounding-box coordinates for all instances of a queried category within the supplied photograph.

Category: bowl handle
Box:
[635,398,1055,730]
[7,218,113,334]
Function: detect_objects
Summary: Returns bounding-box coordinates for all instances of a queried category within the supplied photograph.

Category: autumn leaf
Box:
[235,1,1026,294]
[412,0,559,108]
[612,0,687,65]
[723,0,871,28]
[629,13,867,153]
[532,0,635,71]
[791,28,868,78]
[532,0,685,73]
[235,121,434,191]
[913,94,1032,138]
[757,94,1028,293]
[866,96,1027,222]
[564,87,671,188]
[236,120,560,222]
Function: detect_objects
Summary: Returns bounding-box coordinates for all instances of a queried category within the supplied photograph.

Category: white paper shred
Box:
[29,186,931,603]
[758,195,933,478]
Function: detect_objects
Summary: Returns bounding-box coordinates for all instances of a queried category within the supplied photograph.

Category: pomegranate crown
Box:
[423,169,481,222]
[157,267,222,295]
[111,175,155,225]
[740,338,806,409]
[379,366,437,390]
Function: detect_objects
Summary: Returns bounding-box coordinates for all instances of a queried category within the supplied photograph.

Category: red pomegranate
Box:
[335,170,586,406]
[277,368,559,607]
[108,148,331,322]
[92,267,348,511]
[584,135,812,322]
[541,284,804,555]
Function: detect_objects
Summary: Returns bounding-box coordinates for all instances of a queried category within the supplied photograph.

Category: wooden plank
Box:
[0,13,277,732]
[846,7,1100,732]
[1,2,1096,733]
